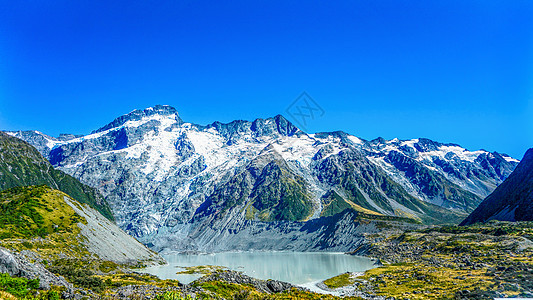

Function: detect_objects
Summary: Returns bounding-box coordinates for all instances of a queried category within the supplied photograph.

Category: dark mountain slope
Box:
[0,132,114,221]
[461,148,533,225]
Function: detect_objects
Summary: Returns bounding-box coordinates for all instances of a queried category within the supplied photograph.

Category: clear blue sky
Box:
[0,1,531,158]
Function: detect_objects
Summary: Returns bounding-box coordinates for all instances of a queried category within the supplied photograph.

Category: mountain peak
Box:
[260,114,302,136]
[205,114,303,140]
[144,104,178,115]
[92,105,182,133]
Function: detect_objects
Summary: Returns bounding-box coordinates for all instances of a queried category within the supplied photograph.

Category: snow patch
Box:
[501,155,520,163]
[347,135,363,145]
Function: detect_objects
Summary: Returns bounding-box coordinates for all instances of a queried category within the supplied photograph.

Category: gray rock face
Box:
[63,196,164,265]
[0,247,72,290]
[7,105,519,252]
[0,247,19,276]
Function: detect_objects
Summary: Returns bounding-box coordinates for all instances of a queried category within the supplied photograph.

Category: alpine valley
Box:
[7,105,520,252]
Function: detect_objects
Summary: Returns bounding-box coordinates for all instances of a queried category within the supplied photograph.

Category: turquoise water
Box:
[139,251,375,285]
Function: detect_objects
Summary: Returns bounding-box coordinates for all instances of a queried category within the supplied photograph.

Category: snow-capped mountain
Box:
[7,105,519,251]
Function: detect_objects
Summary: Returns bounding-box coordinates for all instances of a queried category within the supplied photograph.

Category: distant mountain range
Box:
[7,105,520,251]
[461,148,533,225]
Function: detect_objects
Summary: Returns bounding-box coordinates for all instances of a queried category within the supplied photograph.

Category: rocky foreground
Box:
[1,193,532,300]
[322,221,533,299]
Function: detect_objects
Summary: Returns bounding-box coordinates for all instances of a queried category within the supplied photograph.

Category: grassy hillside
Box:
[0,185,92,258]
[0,132,113,221]
[320,190,384,217]
[0,185,163,298]
[0,185,85,239]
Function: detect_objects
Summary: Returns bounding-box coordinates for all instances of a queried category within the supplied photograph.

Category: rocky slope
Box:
[0,246,72,290]
[0,185,164,297]
[0,131,114,220]
[0,185,163,265]
[7,105,519,251]
[461,148,533,225]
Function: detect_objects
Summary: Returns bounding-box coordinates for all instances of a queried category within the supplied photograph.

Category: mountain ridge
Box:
[6,105,520,251]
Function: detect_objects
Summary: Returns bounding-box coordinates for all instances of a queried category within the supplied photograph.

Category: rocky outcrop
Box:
[105,269,300,300]
[0,247,72,290]
[196,270,300,294]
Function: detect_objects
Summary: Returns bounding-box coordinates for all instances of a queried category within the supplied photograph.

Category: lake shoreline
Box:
[137,250,377,287]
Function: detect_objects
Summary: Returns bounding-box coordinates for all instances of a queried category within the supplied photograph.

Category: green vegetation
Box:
[0,185,145,295]
[421,220,533,237]
[0,273,63,300]
[251,166,314,222]
[155,292,193,300]
[99,272,165,288]
[0,185,84,239]
[48,171,114,221]
[218,160,314,222]
[0,132,114,221]
[325,157,469,225]
[45,259,173,293]
[322,273,355,289]
[320,190,387,218]
[354,211,420,224]
[0,273,39,298]
[359,262,495,299]
[320,191,353,217]
[98,261,119,273]
[0,186,106,262]
[262,176,313,222]
[47,259,106,292]
[195,280,255,299]
[176,265,227,275]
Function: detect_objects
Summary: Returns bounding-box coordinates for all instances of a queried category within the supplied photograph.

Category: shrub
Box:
[47,261,104,292]
[0,272,40,298]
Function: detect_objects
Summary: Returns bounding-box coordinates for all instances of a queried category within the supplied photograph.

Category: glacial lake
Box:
[138,252,376,286]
